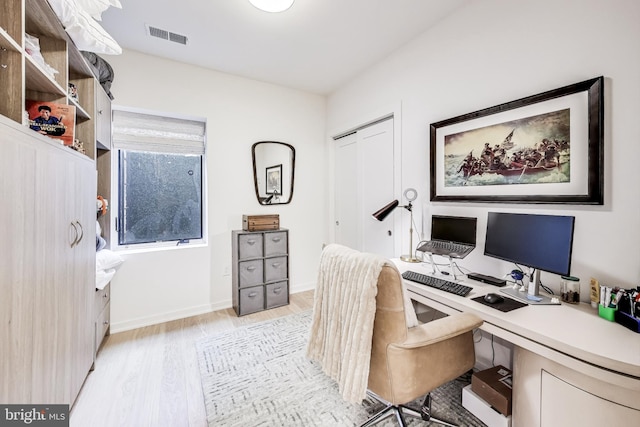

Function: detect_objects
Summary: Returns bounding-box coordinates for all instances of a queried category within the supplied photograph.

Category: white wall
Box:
[327,0,640,298]
[106,49,326,331]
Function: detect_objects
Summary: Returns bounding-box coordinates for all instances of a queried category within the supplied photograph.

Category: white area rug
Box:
[196,311,486,426]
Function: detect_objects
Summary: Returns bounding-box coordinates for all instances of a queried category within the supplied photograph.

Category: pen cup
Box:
[598,304,617,321]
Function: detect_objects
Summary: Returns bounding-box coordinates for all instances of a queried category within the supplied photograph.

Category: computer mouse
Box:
[484,293,504,304]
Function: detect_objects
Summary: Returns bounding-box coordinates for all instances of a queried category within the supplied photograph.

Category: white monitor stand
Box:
[500,269,561,305]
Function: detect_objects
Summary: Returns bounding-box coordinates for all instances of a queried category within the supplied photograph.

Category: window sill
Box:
[113,240,207,255]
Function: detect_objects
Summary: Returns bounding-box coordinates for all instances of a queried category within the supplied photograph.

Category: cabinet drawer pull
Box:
[272,287,282,294]
[247,239,256,245]
[271,237,281,242]
[271,262,281,268]
[246,266,256,272]
[248,292,258,298]
[69,222,79,247]
[75,220,84,244]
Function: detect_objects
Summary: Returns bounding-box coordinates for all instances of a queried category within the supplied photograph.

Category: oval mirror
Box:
[252,141,295,205]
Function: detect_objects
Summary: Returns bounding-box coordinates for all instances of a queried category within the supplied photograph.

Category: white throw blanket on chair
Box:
[306,244,386,403]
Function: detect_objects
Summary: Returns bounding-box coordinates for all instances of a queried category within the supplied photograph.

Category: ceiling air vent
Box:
[146,24,188,45]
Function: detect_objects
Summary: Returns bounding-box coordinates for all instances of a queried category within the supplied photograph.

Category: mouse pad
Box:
[472,295,528,312]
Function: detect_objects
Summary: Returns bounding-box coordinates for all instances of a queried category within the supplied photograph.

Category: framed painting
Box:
[266,164,283,195]
[430,76,604,204]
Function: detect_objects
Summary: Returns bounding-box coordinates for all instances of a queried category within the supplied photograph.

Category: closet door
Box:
[0,119,96,404]
[68,156,96,402]
[0,135,38,403]
[31,143,76,403]
[334,118,396,258]
[359,119,395,257]
[334,133,359,250]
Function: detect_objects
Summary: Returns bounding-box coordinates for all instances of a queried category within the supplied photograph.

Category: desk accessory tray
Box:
[614,310,640,333]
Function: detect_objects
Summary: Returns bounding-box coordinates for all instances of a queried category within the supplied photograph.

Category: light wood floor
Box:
[70,290,315,427]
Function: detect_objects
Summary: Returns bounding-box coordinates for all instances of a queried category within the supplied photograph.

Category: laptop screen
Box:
[431,215,477,246]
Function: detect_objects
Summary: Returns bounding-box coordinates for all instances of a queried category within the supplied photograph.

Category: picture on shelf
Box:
[26,100,76,147]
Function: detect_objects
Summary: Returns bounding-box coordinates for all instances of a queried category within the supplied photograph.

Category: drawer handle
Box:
[271,262,281,268]
[246,266,256,272]
[272,287,282,294]
[248,292,258,298]
[271,237,281,242]
[247,239,256,245]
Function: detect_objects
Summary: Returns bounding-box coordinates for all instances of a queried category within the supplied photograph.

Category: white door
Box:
[334,118,395,258]
[334,133,359,250]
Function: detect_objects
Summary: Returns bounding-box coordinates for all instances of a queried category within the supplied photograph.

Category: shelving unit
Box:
[1,0,114,406]
[0,0,111,161]
[232,229,290,316]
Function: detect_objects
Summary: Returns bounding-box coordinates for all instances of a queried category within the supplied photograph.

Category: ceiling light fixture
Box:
[249,0,294,13]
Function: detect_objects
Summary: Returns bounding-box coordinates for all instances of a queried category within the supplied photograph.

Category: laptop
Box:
[417,215,477,259]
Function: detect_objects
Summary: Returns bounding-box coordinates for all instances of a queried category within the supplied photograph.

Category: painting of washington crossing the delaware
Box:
[443,109,570,187]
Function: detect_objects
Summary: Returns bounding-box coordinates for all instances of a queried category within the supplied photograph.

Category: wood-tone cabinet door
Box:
[30,144,76,404]
[1,120,96,405]
[68,156,96,402]
[0,135,38,404]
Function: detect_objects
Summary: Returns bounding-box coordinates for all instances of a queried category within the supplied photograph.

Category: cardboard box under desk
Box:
[471,365,513,416]
[242,214,280,231]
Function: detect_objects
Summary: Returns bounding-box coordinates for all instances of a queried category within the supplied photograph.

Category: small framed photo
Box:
[266,164,283,195]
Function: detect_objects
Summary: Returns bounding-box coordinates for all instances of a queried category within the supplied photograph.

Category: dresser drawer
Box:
[264,256,287,282]
[264,231,287,257]
[94,283,110,315]
[95,301,110,352]
[239,286,264,315]
[238,233,263,260]
[239,259,264,287]
[265,281,288,309]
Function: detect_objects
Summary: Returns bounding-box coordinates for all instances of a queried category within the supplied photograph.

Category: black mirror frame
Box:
[251,141,296,205]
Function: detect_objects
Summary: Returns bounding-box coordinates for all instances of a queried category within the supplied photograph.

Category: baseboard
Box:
[110,301,228,333]
[110,281,316,333]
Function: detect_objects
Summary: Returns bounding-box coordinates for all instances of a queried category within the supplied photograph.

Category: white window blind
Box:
[112,109,206,155]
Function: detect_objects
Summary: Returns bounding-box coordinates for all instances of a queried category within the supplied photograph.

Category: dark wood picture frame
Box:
[266,164,283,195]
[430,76,604,204]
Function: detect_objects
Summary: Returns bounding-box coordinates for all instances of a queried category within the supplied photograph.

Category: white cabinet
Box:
[513,346,640,427]
[0,116,96,405]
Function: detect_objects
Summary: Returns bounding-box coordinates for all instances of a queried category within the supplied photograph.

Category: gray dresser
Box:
[232,229,290,316]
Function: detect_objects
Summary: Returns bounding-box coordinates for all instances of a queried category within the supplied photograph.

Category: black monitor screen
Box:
[484,212,575,276]
[432,215,477,245]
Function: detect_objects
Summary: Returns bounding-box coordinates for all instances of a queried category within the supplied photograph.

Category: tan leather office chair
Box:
[364,264,483,426]
[309,245,483,427]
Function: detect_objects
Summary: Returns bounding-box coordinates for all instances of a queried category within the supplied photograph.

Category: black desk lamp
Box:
[372,188,420,263]
[263,188,280,204]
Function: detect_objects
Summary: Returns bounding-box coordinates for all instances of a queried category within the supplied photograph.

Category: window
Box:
[112,107,206,248]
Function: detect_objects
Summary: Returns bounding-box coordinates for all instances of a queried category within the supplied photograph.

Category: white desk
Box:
[395,260,640,427]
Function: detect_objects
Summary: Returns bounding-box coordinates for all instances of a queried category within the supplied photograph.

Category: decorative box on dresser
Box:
[232,229,290,316]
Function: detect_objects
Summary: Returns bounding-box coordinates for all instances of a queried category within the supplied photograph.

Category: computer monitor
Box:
[484,212,575,304]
